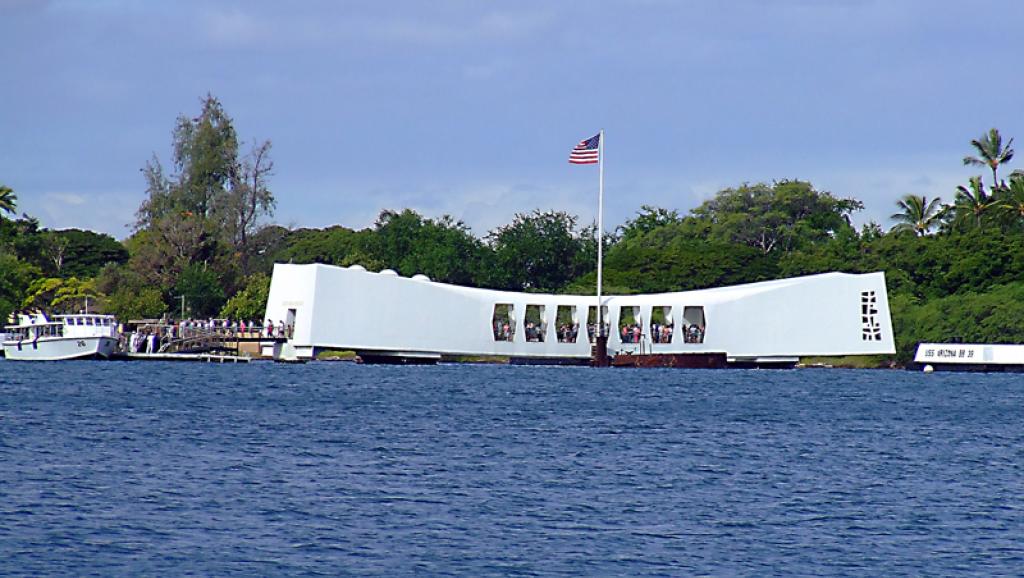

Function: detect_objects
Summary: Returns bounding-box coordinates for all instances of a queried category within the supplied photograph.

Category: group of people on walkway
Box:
[173,318,292,338]
[124,329,159,354]
[119,318,295,355]
[491,318,705,345]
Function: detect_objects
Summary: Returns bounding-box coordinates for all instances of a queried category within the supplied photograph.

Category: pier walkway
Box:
[123,322,291,357]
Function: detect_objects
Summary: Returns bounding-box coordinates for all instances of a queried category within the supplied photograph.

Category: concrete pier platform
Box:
[112,352,252,363]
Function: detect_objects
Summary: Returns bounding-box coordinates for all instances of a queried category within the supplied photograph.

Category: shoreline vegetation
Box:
[2,96,1022,367]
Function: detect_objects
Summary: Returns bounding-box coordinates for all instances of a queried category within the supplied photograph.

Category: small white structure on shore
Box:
[262,263,895,364]
[914,343,1024,372]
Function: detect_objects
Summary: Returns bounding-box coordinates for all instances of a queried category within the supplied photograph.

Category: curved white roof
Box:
[265,263,895,360]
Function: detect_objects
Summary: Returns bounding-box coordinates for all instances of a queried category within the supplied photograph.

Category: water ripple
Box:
[2,362,1024,575]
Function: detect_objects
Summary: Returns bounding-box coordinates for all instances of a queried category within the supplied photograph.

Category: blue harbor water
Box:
[2,362,1023,576]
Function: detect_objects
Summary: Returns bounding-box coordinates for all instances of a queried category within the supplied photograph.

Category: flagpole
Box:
[597,128,604,329]
[594,129,609,366]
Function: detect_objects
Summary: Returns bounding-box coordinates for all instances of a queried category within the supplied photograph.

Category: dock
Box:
[913,343,1024,372]
[112,352,252,363]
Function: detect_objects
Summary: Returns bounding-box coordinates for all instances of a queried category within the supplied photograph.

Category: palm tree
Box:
[963,128,1015,186]
[953,176,997,230]
[995,173,1024,226]
[889,194,946,236]
[0,185,16,217]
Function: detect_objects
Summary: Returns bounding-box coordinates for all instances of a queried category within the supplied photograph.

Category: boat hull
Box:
[2,336,119,361]
[610,352,728,368]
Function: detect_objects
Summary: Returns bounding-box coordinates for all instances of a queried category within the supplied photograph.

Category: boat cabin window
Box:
[524,305,546,342]
[587,305,609,343]
[555,305,578,343]
[650,306,674,344]
[618,306,642,344]
[35,324,63,337]
[682,306,706,343]
[492,304,515,342]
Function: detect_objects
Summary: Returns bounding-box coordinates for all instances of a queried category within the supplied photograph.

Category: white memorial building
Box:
[262,263,895,365]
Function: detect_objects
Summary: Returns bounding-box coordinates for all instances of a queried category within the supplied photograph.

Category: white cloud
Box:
[813,167,967,229]
[198,6,270,47]
[46,192,86,206]
[361,7,555,46]
[20,191,138,238]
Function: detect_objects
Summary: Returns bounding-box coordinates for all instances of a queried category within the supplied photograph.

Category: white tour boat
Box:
[3,312,120,361]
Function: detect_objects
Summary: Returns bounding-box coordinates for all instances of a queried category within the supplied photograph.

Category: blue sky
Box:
[2,0,1022,240]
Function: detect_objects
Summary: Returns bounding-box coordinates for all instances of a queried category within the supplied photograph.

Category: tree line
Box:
[1,95,1021,364]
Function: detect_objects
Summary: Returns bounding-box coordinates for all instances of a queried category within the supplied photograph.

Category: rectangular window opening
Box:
[525,305,546,342]
[492,304,515,342]
[650,306,674,344]
[555,305,578,343]
[618,306,642,344]
[683,306,706,343]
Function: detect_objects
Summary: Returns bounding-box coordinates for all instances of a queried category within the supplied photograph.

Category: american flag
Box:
[569,133,600,164]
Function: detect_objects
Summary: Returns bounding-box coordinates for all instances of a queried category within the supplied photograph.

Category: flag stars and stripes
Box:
[569,133,600,164]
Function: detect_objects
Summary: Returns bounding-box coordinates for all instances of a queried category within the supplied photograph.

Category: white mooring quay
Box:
[262,263,895,364]
[914,343,1024,373]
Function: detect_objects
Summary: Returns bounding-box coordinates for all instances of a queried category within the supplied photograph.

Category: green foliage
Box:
[0,219,128,280]
[617,205,683,242]
[800,355,892,369]
[95,261,145,296]
[41,229,128,278]
[689,180,862,253]
[952,176,997,231]
[245,225,290,276]
[21,277,99,314]
[776,232,871,279]
[993,173,1024,228]
[220,272,271,320]
[94,262,165,320]
[106,287,168,321]
[372,209,485,285]
[140,94,239,223]
[0,185,16,217]
[889,194,946,236]
[0,216,44,263]
[131,94,275,300]
[595,222,778,294]
[893,283,1024,363]
[2,124,1021,370]
[274,226,371,266]
[485,210,595,291]
[21,277,65,312]
[174,263,225,318]
[0,252,41,322]
[126,214,218,289]
[316,349,358,361]
[963,128,1014,186]
[51,277,100,313]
